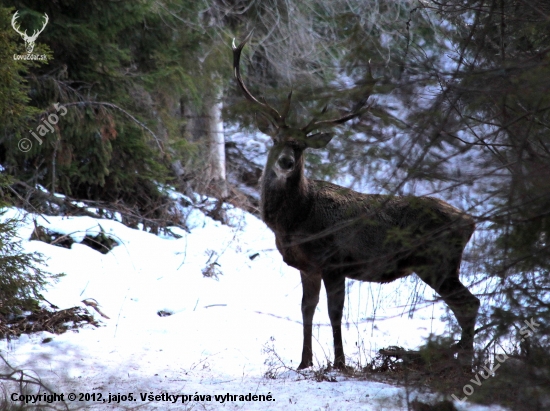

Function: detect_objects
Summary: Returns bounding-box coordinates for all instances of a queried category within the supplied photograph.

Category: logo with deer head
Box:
[11,11,49,54]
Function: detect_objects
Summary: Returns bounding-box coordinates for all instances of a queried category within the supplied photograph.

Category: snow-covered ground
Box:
[0,195,506,410]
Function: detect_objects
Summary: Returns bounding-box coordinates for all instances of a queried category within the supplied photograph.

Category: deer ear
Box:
[305,132,333,149]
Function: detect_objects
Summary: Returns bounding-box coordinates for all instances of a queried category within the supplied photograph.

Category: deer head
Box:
[12,11,49,54]
[232,34,375,183]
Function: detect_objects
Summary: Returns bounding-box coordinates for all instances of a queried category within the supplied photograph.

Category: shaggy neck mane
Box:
[260,156,311,232]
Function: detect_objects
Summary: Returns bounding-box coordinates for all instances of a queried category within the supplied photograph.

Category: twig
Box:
[6,184,51,224]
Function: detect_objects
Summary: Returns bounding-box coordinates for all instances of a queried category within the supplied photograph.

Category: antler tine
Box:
[31,13,49,39]
[300,104,328,134]
[232,33,286,127]
[281,90,293,120]
[11,11,27,37]
[302,61,376,134]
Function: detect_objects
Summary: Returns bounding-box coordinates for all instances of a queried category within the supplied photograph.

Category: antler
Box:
[302,62,376,134]
[232,33,291,128]
[28,13,49,41]
[11,12,48,40]
[11,11,27,38]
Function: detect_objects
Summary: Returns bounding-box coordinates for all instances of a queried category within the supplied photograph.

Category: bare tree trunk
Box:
[180,90,227,198]
[206,89,227,198]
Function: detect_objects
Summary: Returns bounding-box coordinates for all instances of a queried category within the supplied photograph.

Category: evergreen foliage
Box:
[0,1,205,214]
[0,6,42,155]
[0,175,60,316]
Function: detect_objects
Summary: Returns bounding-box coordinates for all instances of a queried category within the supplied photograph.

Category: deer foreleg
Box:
[298,270,321,369]
[323,273,346,369]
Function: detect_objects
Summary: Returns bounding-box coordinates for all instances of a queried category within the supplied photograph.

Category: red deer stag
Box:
[232,36,479,370]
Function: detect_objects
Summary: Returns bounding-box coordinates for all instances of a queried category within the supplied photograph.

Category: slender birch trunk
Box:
[206,89,227,198]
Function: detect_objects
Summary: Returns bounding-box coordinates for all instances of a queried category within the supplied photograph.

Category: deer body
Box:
[263,176,474,284]
[233,36,479,369]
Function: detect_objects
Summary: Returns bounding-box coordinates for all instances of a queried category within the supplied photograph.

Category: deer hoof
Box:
[451,339,473,352]
[333,358,346,370]
[297,360,312,370]
[333,362,354,374]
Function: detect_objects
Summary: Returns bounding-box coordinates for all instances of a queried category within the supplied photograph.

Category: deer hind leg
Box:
[438,276,479,350]
[418,256,479,356]
[298,270,322,370]
[322,273,346,369]
[437,274,479,367]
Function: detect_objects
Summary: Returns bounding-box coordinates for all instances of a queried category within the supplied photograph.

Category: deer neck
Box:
[260,157,311,232]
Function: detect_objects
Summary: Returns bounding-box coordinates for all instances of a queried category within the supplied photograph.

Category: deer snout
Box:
[277,155,295,171]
